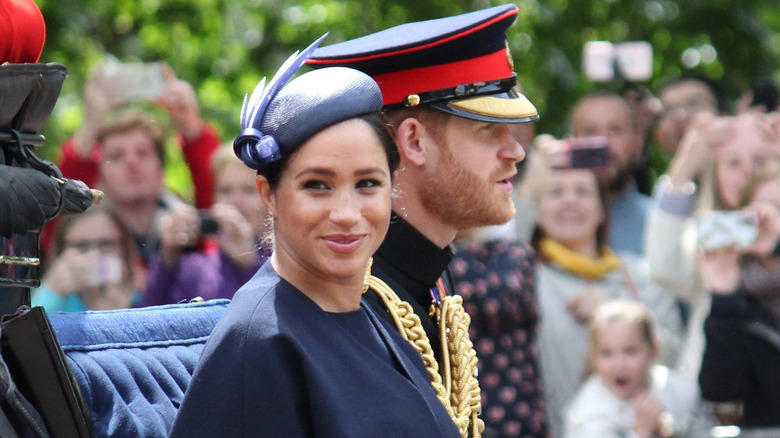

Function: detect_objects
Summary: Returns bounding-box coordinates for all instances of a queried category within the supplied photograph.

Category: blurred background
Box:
[34,0,780,202]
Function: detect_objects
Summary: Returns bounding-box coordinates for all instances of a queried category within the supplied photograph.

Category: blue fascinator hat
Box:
[233,34,384,171]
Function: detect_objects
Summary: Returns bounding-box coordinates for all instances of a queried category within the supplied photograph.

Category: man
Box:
[58,69,219,210]
[569,90,651,255]
[55,68,220,263]
[89,110,180,263]
[308,4,538,435]
[656,76,720,155]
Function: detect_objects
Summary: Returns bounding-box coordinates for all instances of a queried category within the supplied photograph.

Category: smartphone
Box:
[614,41,653,82]
[583,41,615,82]
[583,41,652,82]
[550,136,610,169]
[101,60,167,103]
[696,210,759,250]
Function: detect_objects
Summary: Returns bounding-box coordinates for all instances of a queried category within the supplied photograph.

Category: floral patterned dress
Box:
[451,239,548,438]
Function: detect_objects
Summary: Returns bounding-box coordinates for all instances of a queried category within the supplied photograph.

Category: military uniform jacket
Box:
[169,262,459,438]
[364,212,455,357]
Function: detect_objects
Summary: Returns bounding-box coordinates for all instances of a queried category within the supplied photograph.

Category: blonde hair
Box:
[584,299,657,378]
[739,158,780,208]
[211,142,246,177]
[697,113,778,212]
[211,142,274,247]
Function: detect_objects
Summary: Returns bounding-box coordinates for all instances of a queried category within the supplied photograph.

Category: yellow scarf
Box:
[539,238,621,281]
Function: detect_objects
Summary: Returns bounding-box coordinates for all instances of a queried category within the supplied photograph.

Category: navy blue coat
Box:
[169,262,459,437]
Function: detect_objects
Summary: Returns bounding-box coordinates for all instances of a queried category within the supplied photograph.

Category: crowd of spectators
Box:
[455,75,780,437]
[30,49,780,437]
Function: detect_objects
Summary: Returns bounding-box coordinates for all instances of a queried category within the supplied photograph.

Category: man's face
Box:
[571,96,642,192]
[98,128,164,205]
[418,116,526,229]
[657,80,718,153]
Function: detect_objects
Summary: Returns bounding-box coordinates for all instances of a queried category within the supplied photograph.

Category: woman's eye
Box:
[302,180,328,190]
[356,179,382,189]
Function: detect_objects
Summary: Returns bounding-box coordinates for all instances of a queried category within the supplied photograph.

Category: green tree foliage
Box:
[34,0,780,194]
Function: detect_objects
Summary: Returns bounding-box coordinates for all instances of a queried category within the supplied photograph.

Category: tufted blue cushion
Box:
[47,299,229,438]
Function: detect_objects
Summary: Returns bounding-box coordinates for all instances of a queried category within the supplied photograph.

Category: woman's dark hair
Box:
[259,112,398,190]
[749,79,780,113]
[530,169,612,261]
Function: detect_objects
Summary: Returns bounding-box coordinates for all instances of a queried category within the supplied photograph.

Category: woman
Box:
[698,161,780,428]
[142,144,271,305]
[517,155,683,437]
[169,39,460,437]
[33,201,142,311]
[646,112,779,380]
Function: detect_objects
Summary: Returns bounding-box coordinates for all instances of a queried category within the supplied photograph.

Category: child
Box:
[564,300,702,438]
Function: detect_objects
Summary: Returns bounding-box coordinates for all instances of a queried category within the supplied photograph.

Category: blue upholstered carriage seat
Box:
[46,299,230,438]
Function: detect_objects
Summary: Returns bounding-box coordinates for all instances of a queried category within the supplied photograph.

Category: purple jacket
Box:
[142,248,268,306]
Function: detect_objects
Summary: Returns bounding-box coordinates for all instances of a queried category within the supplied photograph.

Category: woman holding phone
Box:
[514,142,684,436]
[169,38,460,437]
[698,161,780,428]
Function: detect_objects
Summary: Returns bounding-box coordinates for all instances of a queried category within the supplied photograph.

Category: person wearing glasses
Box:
[33,201,143,311]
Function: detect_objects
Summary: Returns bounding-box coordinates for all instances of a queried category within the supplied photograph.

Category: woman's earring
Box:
[362,257,373,293]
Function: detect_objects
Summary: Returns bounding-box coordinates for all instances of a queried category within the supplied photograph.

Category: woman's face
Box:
[537,169,604,250]
[717,117,774,209]
[591,320,655,401]
[64,212,123,257]
[263,118,392,285]
[216,160,268,236]
[62,211,126,288]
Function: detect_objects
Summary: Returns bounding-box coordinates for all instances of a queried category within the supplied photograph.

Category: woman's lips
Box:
[555,211,585,223]
[322,234,365,254]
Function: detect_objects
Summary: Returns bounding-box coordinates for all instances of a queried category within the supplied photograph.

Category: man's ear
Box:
[395,117,431,166]
[256,175,275,216]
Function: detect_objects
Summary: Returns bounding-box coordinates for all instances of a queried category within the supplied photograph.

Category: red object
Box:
[372,49,512,107]
[306,5,519,108]
[57,123,220,209]
[0,0,46,64]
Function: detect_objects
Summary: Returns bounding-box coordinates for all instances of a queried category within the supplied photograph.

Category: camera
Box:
[198,211,220,235]
[696,210,759,250]
[551,136,610,169]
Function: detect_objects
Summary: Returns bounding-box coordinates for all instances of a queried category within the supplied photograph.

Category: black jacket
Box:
[364,212,455,358]
[699,290,780,428]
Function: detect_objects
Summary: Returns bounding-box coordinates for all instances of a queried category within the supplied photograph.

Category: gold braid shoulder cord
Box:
[367,274,484,438]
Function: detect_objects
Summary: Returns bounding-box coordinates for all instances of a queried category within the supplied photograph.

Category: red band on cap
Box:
[307,8,518,66]
[373,48,513,106]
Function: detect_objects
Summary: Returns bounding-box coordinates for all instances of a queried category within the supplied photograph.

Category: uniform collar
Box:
[375,211,453,290]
